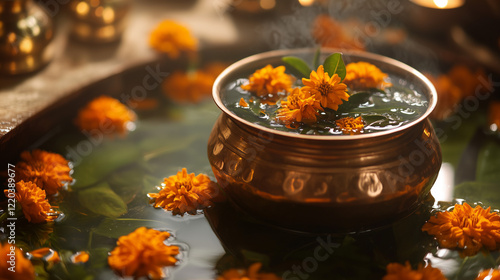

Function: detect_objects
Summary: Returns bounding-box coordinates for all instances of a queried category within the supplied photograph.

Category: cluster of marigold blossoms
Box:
[148,168,217,216]
[383,262,446,280]
[149,20,198,59]
[108,227,180,280]
[422,203,500,257]
[241,60,391,134]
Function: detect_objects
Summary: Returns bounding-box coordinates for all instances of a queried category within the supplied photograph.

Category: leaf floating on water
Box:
[454,181,500,210]
[362,115,388,126]
[323,53,346,81]
[336,92,371,113]
[77,182,127,218]
[282,56,311,78]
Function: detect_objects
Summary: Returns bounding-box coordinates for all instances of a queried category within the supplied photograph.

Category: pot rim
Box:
[212,48,437,141]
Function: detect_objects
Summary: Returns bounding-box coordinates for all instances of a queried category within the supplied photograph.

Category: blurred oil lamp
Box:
[67,0,131,43]
[0,0,54,75]
[410,0,465,9]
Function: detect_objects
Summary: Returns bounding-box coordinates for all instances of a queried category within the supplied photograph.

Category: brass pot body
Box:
[208,49,442,233]
[0,0,54,75]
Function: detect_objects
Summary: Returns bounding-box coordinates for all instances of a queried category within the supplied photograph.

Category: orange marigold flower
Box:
[241,64,293,97]
[148,168,217,216]
[71,251,90,264]
[239,98,249,108]
[203,62,228,79]
[344,62,392,90]
[75,95,136,136]
[29,247,60,263]
[149,20,198,59]
[162,70,214,103]
[276,87,322,125]
[422,203,500,256]
[108,227,179,280]
[4,181,57,223]
[15,149,73,195]
[302,65,349,111]
[336,116,364,135]
[312,15,365,51]
[217,262,281,280]
[0,243,35,280]
[476,268,500,280]
[383,261,446,280]
[488,101,500,132]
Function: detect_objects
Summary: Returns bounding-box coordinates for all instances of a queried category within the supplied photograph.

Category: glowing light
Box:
[299,0,315,6]
[19,38,33,53]
[434,0,448,8]
[76,2,89,16]
[102,7,115,23]
[260,0,275,10]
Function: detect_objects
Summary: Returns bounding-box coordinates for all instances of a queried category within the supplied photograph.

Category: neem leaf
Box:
[77,182,127,218]
[336,92,370,113]
[323,53,346,81]
[282,56,311,78]
[362,115,387,125]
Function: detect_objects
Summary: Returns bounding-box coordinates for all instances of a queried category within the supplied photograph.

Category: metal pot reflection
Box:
[207,48,442,233]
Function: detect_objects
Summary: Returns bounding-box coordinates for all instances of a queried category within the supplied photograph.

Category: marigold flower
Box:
[203,62,228,79]
[239,98,249,108]
[425,74,462,121]
[336,116,364,135]
[422,203,500,256]
[344,62,392,90]
[4,181,57,223]
[162,70,214,103]
[148,168,217,216]
[108,227,179,280]
[276,87,322,125]
[0,243,35,280]
[383,261,446,280]
[29,247,60,263]
[15,149,73,195]
[149,20,198,59]
[302,65,349,111]
[71,251,90,264]
[241,64,293,97]
[476,268,500,280]
[75,95,136,136]
[216,262,281,280]
[312,15,365,51]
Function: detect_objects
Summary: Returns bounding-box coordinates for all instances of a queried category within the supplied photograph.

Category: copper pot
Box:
[207,48,441,233]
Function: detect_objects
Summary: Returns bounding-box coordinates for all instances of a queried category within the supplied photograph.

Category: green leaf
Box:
[454,181,500,209]
[323,53,346,81]
[71,141,142,189]
[362,115,387,126]
[336,92,370,113]
[312,48,321,70]
[77,182,127,218]
[476,140,500,183]
[92,218,170,239]
[282,56,311,78]
[107,166,145,203]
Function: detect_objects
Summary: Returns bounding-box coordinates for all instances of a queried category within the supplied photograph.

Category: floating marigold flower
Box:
[344,62,392,90]
[4,181,57,223]
[276,87,322,125]
[29,247,60,263]
[336,116,364,135]
[75,95,136,136]
[425,74,462,121]
[302,65,349,111]
[15,149,73,195]
[241,64,293,97]
[217,262,281,280]
[108,227,179,280]
[476,268,500,280]
[162,70,214,103]
[149,20,198,59]
[71,251,90,264]
[422,203,500,256]
[239,98,249,108]
[148,168,217,216]
[0,243,35,280]
[383,261,446,280]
